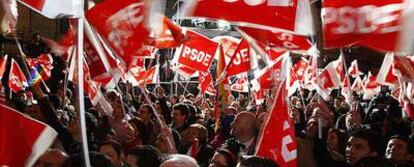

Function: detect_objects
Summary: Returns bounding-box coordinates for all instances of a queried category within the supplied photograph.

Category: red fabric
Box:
[393,56,414,81]
[9,59,28,93]
[0,103,56,167]
[191,0,298,31]
[257,57,283,90]
[238,26,312,51]
[256,82,297,167]
[0,55,8,80]
[199,72,212,94]
[177,30,218,72]
[230,74,248,93]
[225,39,250,77]
[86,0,150,65]
[153,16,186,48]
[19,0,45,11]
[322,0,404,52]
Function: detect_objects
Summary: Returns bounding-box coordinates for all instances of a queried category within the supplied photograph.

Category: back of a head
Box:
[128,145,161,167]
[160,154,199,167]
[238,156,279,167]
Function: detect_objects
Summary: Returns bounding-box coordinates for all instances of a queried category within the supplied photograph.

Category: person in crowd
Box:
[35,149,68,167]
[237,156,279,167]
[230,112,258,156]
[171,103,190,136]
[160,154,199,167]
[180,123,215,167]
[317,128,348,167]
[125,145,162,167]
[385,135,413,166]
[209,147,238,167]
[62,152,114,167]
[99,141,125,167]
[345,128,379,165]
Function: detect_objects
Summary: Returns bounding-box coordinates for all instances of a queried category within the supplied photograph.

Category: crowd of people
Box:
[1,35,414,167]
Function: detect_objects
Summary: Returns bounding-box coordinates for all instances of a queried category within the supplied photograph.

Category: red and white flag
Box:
[9,59,28,93]
[86,0,150,65]
[212,35,240,61]
[174,65,198,79]
[321,0,414,53]
[351,76,364,95]
[175,30,218,73]
[225,39,250,77]
[1,0,17,33]
[256,55,297,167]
[238,26,312,52]
[348,60,363,78]
[303,46,319,90]
[152,16,186,48]
[289,57,309,95]
[18,0,82,19]
[376,53,398,87]
[0,103,57,167]
[183,0,314,35]
[393,55,414,81]
[363,72,381,100]
[198,72,213,94]
[27,53,53,81]
[315,60,342,100]
[254,54,285,90]
[230,74,249,93]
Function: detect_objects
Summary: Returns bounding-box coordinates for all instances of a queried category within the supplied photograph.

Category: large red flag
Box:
[256,56,297,167]
[176,30,218,72]
[0,103,57,167]
[9,59,28,93]
[322,0,406,52]
[86,0,150,65]
[17,0,81,19]
[184,0,302,32]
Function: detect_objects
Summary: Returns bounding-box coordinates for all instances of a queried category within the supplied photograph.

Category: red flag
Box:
[376,53,398,87]
[153,16,186,48]
[176,30,218,73]
[9,59,28,93]
[212,35,240,60]
[225,39,250,77]
[238,26,312,51]
[0,103,57,167]
[230,74,249,93]
[27,53,53,81]
[255,55,284,90]
[393,56,414,81]
[303,46,319,89]
[348,60,363,78]
[363,72,381,100]
[17,0,81,19]
[315,60,342,100]
[289,57,309,95]
[253,88,266,105]
[256,56,297,166]
[173,65,198,79]
[322,0,405,52]
[185,0,299,32]
[86,0,150,65]
[199,72,213,94]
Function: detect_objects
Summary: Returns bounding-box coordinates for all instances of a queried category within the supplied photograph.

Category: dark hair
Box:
[353,156,395,167]
[216,148,237,167]
[350,128,379,153]
[329,128,348,156]
[140,104,155,116]
[127,145,161,167]
[99,140,124,157]
[388,135,414,154]
[172,103,189,120]
[239,156,279,167]
[62,151,114,167]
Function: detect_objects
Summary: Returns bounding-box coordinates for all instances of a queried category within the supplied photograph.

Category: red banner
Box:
[177,30,218,72]
[188,0,298,31]
[256,82,297,167]
[322,0,404,52]
[86,0,150,64]
[199,72,213,94]
[153,16,186,48]
[225,39,250,77]
[9,59,28,93]
[238,26,312,51]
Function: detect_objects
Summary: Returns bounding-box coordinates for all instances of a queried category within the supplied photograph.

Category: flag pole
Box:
[76,0,91,165]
